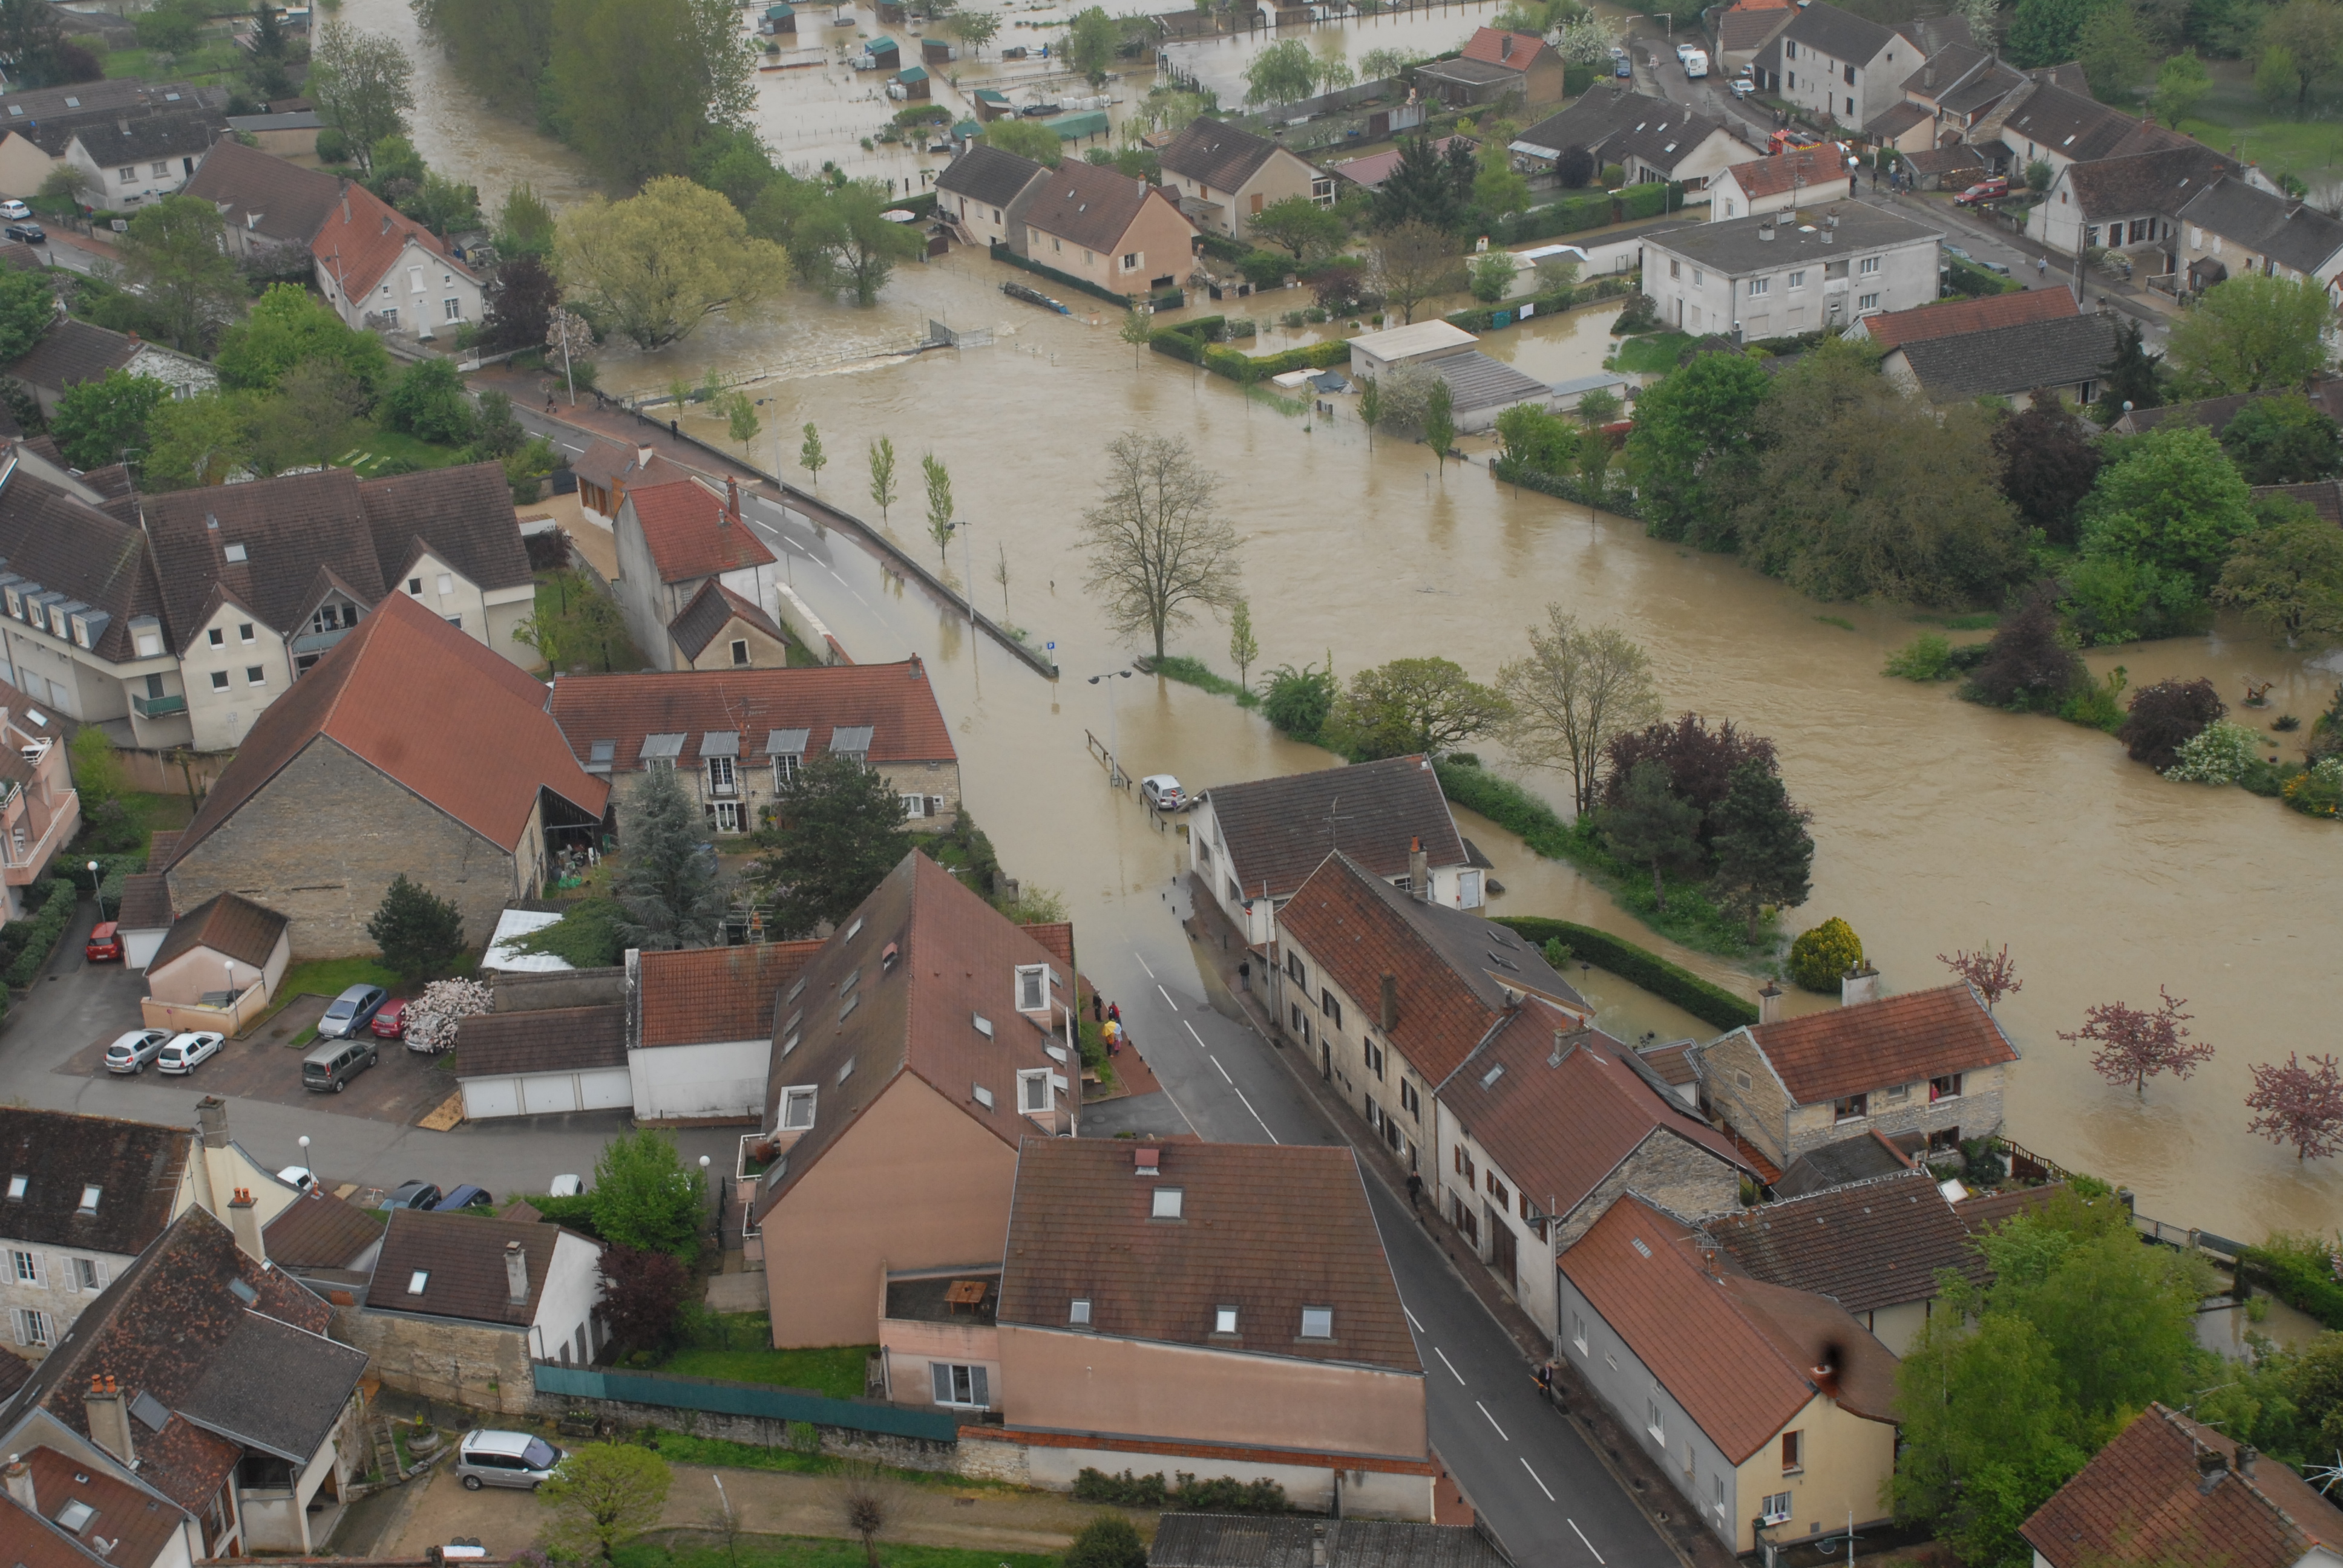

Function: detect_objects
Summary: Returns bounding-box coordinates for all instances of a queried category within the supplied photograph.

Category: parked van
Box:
[303,1034,379,1093]
[1683,48,1709,77]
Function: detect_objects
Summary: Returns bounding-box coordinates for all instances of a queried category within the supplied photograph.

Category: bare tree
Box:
[828,1460,910,1568]
[1372,221,1465,325]
[1496,605,1661,816]
[1939,945,2022,1011]
[1080,433,1242,660]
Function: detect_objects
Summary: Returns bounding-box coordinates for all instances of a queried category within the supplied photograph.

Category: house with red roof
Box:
[1693,982,2019,1171]
[160,592,610,958]
[546,659,958,840]
[1557,1192,1900,1555]
[1844,283,2078,347]
[1417,28,1566,111]
[310,179,483,338]
[612,475,779,671]
[1708,143,1860,222]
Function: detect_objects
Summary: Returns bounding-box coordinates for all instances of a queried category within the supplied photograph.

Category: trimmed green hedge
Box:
[1493,915,1757,1030]
[1446,273,1638,333]
[1198,230,1251,263]
[1497,182,1679,244]
[987,239,1133,307]
[4,877,79,989]
[2236,1233,2343,1329]
[1199,338,1350,381]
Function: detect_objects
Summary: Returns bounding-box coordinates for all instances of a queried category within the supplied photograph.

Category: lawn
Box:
[2173,60,2343,194]
[532,569,649,673]
[279,957,402,1003]
[336,425,470,480]
[1607,331,1694,373]
[657,1336,871,1399]
[96,41,248,85]
[620,1537,1055,1568]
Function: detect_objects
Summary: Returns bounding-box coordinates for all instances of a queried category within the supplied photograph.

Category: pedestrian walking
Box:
[1092,992,1103,1024]
[1237,959,1250,993]
[1406,1172,1423,1210]
[2036,255,2048,279]
[1107,1002,1121,1028]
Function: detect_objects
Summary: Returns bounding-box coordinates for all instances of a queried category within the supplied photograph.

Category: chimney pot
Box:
[2237,1445,2258,1476]
[1758,981,1783,1024]
[505,1238,530,1305]
[83,1375,133,1467]
[1407,835,1429,897]
[1379,972,1398,1032]
[2,1454,30,1511]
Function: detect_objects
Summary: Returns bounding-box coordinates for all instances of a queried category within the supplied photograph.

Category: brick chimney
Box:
[84,1375,134,1466]
[1758,981,1783,1024]
[1407,835,1428,897]
[1379,972,1398,1032]
[195,1094,229,1149]
[503,1239,529,1306]
[228,1186,264,1263]
[2,1454,30,1510]
[725,475,741,524]
[1841,963,1883,1007]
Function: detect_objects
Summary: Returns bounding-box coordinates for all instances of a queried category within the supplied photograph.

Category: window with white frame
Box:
[1151,1186,1183,1220]
[1018,1068,1052,1116]
[12,1308,51,1347]
[902,793,929,818]
[774,752,801,788]
[116,167,134,183]
[712,800,742,833]
[1300,1307,1333,1339]
[930,1362,988,1406]
[70,1257,102,1292]
[1069,1298,1092,1325]
[209,671,229,691]
[1647,1393,1666,1443]
[1858,255,1881,275]
[1747,276,1769,297]
[707,755,736,796]
[1213,1305,1239,1334]
[1762,1491,1793,1525]
[1571,1310,1588,1355]
[780,1086,817,1130]
[8,1248,39,1285]
[1858,292,1879,311]
[1788,270,1807,288]
[444,298,462,321]
[1015,964,1048,1012]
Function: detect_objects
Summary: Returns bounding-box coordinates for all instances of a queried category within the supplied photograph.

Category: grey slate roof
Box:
[179,1308,369,1462]
[68,105,224,164]
[183,137,346,246]
[1159,117,1289,192]
[0,460,170,666]
[5,318,139,396]
[1866,102,1931,140]
[935,142,1044,209]
[1991,80,2198,165]
[1515,90,1741,176]
[1777,1,1897,65]
[2178,175,2343,273]
[1775,1129,1919,1197]
[1201,754,1465,900]
[2062,144,2233,221]
[1149,1514,1507,1566]
[1704,1168,1986,1313]
[0,1108,188,1256]
[1893,311,2125,398]
[1646,201,1941,276]
[1418,56,1519,85]
[1430,349,1551,413]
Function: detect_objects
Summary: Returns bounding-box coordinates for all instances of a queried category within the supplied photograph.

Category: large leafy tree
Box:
[2005,0,2113,67]
[1250,195,1346,262]
[0,269,50,365]
[410,0,557,115]
[2215,511,2343,646]
[1079,431,1242,659]
[1624,349,1771,547]
[1993,390,2103,549]
[2258,0,2343,108]
[539,1443,673,1560]
[1599,760,1703,910]
[1326,657,1510,760]
[244,361,365,477]
[597,1244,691,1356]
[1064,5,1121,88]
[2220,390,2342,483]
[481,252,561,354]
[142,392,255,491]
[591,1128,707,1260]
[979,116,1062,166]
[114,195,246,353]
[802,180,924,307]
[312,21,416,174]
[2091,315,2164,421]
[2166,272,2333,394]
[1369,221,1463,325]
[753,751,911,938]
[1497,606,1661,816]
[551,0,754,186]
[1708,759,1814,942]
[51,371,168,472]
[612,762,728,951]
[214,282,392,394]
[2079,421,2260,587]
[558,177,785,349]
[1243,37,1318,105]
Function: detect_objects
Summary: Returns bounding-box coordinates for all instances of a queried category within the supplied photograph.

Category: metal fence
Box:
[529,1362,962,1443]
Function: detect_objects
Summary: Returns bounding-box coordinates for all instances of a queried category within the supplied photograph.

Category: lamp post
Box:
[298,1134,311,1192]
[85,858,99,912]
[1086,670,1132,787]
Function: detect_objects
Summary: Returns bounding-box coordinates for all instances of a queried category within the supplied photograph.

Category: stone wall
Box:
[166,739,523,958]
[1697,1031,1792,1168]
[1784,1071,2005,1163]
[334,1307,540,1417]
[1556,1131,1746,1252]
[493,967,626,1011]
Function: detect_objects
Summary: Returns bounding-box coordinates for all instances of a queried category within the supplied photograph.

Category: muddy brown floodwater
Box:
[378,18,2339,1245]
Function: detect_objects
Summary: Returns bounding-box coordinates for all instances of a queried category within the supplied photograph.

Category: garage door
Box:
[462,1077,522,1120]
[578,1068,632,1110]
[522,1073,581,1115]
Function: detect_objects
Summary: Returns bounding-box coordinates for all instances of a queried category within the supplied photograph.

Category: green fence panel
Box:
[530,1362,963,1443]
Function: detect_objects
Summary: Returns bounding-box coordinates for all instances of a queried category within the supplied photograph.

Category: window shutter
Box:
[931,1362,951,1403]
[928,795,945,817]
[10,1309,25,1346]
[61,1258,76,1294]
[970,1366,989,1406]
[91,1259,107,1291]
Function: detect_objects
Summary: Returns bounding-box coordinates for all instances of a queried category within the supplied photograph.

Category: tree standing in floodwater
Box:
[1080,433,1242,661]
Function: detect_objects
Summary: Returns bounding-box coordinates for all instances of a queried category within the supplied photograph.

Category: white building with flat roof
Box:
[1346,319,1479,381]
[1641,202,1941,340]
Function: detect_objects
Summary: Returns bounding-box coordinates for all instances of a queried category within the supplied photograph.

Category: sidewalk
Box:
[1849,187,2183,328]
[1179,877,1735,1568]
[479,364,784,497]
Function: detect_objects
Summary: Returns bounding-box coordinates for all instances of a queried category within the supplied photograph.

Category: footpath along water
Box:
[381,38,2341,1243]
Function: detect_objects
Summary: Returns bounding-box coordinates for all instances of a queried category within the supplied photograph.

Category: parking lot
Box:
[60,992,461,1126]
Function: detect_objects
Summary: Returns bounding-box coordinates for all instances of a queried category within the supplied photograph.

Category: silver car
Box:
[103,1028,171,1074]
[456,1429,562,1491]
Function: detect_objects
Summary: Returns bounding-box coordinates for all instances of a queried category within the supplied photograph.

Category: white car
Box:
[1674,41,1697,62]
[1139,774,1185,812]
[156,1031,224,1074]
[1729,75,1755,96]
[278,1165,318,1194]
[0,200,29,222]
[548,1174,584,1197]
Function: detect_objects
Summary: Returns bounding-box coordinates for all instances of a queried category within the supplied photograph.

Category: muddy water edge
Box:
[367,1,2341,1246]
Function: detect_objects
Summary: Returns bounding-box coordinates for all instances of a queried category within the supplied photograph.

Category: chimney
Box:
[195,1094,229,1149]
[1759,217,1775,240]
[1312,1523,1329,1568]
[379,212,392,234]
[1758,981,1783,1024]
[84,1376,133,1467]
[725,475,741,523]
[3,1454,30,1511]
[1548,1030,1565,1068]
[504,1239,530,1305]
[908,653,925,680]
[1379,973,1398,1032]
[2197,1445,2230,1493]
[1407,835,1428,896]
[228,1186,264,1262]
[125,330,139,344]
[1841,963,1882,1007]
[637,444,655,468]
[1133,1146,1160,1176]
[2236,1445,2258,1477]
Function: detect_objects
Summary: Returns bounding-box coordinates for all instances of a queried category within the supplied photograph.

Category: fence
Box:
[530,1362,962,1443]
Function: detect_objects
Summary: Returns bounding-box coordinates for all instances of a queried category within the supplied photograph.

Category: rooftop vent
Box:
[1133,1146,1160,1176]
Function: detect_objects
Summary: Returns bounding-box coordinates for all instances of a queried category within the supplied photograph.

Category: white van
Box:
[1683,48,1710,77]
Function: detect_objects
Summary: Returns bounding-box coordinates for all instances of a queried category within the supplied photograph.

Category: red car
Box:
[1953,177,2010,206]
[84,922,122,962]
[370,998,408,1039]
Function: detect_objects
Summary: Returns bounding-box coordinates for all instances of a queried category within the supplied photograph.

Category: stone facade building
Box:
[1693,981,2018,1171]
[161,593,608,958]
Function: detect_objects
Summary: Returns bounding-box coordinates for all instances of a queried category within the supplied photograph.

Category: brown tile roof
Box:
[998,1138,1419,1374]
[0,1346,27,1401]
[2024,1405,2343,1568]
[640,945,819,1047]
[361,462,533,595]
[0,456,170,665]
[168,592,609,868]
[0,1486,114,1568]
[2253,479,2343,524]
[1279,851,1584,1086]
[1021,921,1074,972]
[2062,145,2235,223]
[1637,1040,1698,1086]
[1902,143,1990,177]
[1729,982,2018,1106]
[0,1107,189,1255]
[1204,754,1464,903]
[1703,1168,1984,1313]
[1774,1128,1919,1198]
[1437,1006,1748,1224]
[623,478,775,583]
[1460,26,1556,67]
[16,1206,349,1514]
[1015,158,1181,258]
[1857,285,2078,349]
[114,872,171,932]
[668,577,789,662]
[146,831,180,864]
[369,1207,592,1327]
[261,1189,384,1270]
[936,143,1046,208]
[19,1448,189,1568]
[1560,1195,1896,1462]
[455,1004,627,1075]
[147,890,286,973]
[1159,117,1291,193]
[548,661,957,773]
[571,437,696,492]
[750,853,1076,1222]
[1719,6,1795,48]
[3,318,137,396]
[182,137,345,247]
[1722,143,1856,201]
[312,178,476,302]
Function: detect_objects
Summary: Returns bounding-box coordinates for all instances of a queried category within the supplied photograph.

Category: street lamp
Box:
[85,858,99,910]
[1086,670,1133,787]
[298,1134,312,1191]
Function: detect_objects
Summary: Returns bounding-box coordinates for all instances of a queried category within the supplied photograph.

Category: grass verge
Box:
[654,1341,871,1397]
[1607,331,1693,373]
[638,1432,1026,1494]
[1142,654,1260,708]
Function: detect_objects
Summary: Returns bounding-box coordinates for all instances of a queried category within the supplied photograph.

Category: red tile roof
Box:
[1436,1006,1749,1226]
[22,1446,188,1568]
[640,942,822,1046]
[167,592,609,868]
[2024,1404,2343,1568]
[310,178,475,302]
[148,890,286,973]
[623,477,775,583]
[1705,1168,1985,1313]
[1735,983,2018,1107]
[1856,286,2077,349]
[1722,143,1858,201]
[548,661,957,772]
[261,1189,384,1271]
[998,1138,1420,1377]
[1460,27,1558,67]
[1561,1195,1896,1462]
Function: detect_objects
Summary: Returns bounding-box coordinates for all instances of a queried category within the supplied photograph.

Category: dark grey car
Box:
[318,984,388,1038]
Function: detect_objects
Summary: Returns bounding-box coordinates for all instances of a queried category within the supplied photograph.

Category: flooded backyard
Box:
[362,0,2343,1247]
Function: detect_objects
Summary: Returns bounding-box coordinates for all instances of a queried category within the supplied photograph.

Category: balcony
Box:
[131,691,187,717]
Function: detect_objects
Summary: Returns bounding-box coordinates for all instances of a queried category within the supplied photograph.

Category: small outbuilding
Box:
[1344,319,1479,382]
[1430,351,1562,433]
[454,1004,632,1120]
[142,891,290,1035]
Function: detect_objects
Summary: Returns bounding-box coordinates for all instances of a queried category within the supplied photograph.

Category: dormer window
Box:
[780,1085,816,1129]
[1015,964,1048,1013]
[77,1184,99,1214]
[1018,1067,1052,1116]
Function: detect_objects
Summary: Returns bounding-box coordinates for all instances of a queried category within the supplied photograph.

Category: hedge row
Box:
[1444,272,1638,333]
[1494,456,1643,520]
[1493,914,1758,1031]
[986,239,1133,308]
[1199,338,1351,381]
[3,877,79,990]
[2235,1234,2343,1329]
[1496,182,1679,244]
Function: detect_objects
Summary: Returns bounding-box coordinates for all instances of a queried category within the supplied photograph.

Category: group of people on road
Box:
[1090,992,1126,1056]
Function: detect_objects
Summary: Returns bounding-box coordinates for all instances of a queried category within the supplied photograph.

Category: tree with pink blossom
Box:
[1938,945,2023,1011]
[2057,988,2213,1096]
[2246,1052,2343,1161]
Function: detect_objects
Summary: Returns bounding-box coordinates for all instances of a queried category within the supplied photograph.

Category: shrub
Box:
[2163,719,2259,784]
[2057,666,2128,733]
[1237,251,1290,288]
[1787,916,1864,993]
[1259,660,1337,742]
[1610,293,1661,335]
[2282,756,2343,817]
[1492,915,1758,1028]
[1962,585,2083,711]
[2,878,79,988]
[2236,1231,2343,1328]
[2118,676,2225,771]
[316,127,350,164]
[1073,1468,1169,1506]
[1174,1474,1287,1512]
[1883,632,1956,681]
[1064,1515,1149,1568]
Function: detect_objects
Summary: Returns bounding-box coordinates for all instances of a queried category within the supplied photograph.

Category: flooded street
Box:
[372,2,2342,1245]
